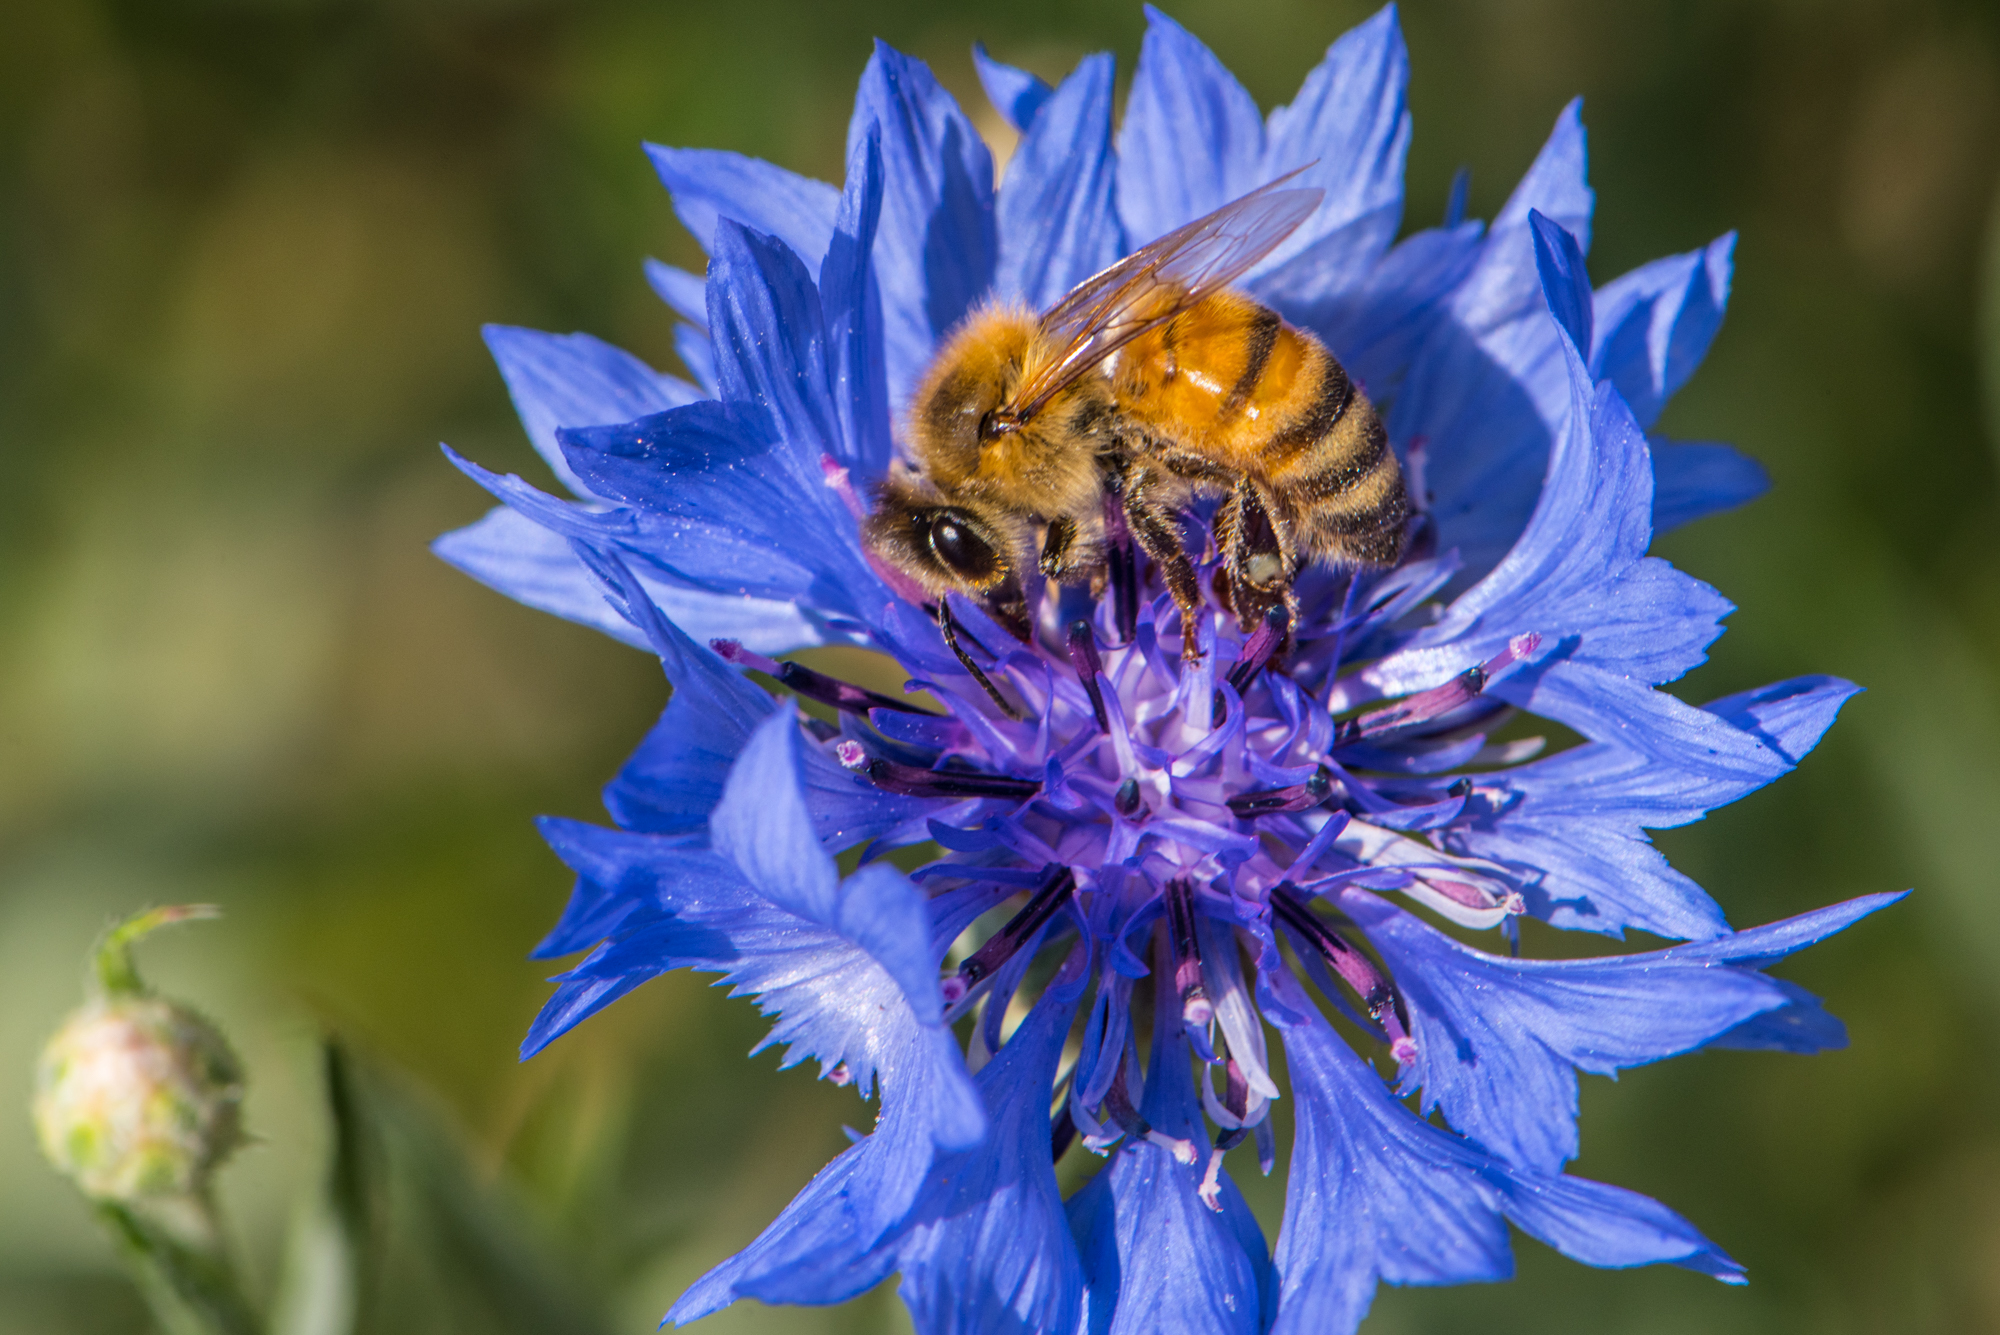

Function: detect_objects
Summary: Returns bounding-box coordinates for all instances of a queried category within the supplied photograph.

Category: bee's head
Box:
[904,306,1040,484]
[863,473,1020,601]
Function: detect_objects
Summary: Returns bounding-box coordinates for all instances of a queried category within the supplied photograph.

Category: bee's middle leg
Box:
[1118,463,1206,662]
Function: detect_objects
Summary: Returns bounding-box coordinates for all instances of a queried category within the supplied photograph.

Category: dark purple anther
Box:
[1271,882,1418,1064]
[1104,493,1140,641]
[1335,633,1542,744]
[1226,766,1333,819]
[836,740,1042,801]
[1114,777,1144,818]
[1051,1100,1077,1162]
[1162,878,1213,1027]
[1067,620,1111,733]
[712,640,938,717]
[940,865,1077,1007]
[1225,605,1290,696]
[1102,1048,1197,1165]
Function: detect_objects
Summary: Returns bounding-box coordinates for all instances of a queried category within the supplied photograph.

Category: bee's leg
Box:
[1218,479,1297,646]
[1119,463,1205,663]
[1038,515,1083,580]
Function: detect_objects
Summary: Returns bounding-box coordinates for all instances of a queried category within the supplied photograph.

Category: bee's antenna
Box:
[937,599,1022,721]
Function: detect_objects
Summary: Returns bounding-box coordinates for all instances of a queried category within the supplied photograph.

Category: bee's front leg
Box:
[1118,462,1205,663]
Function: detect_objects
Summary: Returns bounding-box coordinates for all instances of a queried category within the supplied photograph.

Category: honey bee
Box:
[864,175,1409,666]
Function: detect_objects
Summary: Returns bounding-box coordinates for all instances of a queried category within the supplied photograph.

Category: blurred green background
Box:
[3,0,1998,1331]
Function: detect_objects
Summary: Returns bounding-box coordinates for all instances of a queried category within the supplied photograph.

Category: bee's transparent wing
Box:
[1006,175,1323,422]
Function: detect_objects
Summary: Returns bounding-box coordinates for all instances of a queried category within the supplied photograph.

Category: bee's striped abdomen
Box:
[1256,334,1407,567]
[1111,289,1409,572]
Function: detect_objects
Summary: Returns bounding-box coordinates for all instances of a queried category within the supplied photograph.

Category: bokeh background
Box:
[4,0,1999,1330]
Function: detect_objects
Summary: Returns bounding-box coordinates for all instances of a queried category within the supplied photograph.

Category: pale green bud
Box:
[31,907,245,1204]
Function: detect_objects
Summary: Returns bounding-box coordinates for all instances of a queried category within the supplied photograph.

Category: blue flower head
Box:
[437,9,1900,1332]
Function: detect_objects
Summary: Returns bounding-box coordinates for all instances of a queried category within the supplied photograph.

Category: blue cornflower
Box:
[436,8,1899,1332]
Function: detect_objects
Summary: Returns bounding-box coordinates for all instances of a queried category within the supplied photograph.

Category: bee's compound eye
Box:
[927,511,998,583]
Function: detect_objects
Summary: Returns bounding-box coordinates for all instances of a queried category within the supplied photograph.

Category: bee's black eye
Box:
[926,510,997,583]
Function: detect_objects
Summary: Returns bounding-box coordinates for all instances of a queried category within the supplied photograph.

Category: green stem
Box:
[98,1196,264,1335]
[92,905,222,998]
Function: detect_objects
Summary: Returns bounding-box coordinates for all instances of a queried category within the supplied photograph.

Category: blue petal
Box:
[1706,977,1849,1054]
[972,43,1052,133]
[1650,437,1770,532]
[595,593,778,835]
[1591,233,1733,430]
[1262,968,1740,1334]
[1266,981,1509,1334]
[557,398,888,623]
[642,259,709,326]
[847,41,997,408]
[712,701,843,920]
[644,144,840,265]
[705,219,843,460]
[1448,675,1862,938]
[1530,210,1592,351]
[1344,889,1788,1171]
[1254,5,1411,275]
[1069,990,1272,1334]
[672,1135,900,1322]
[820,127,895,483]
[521,967,648,1060]
[1277,220,1483,403]
[1116,5,1265,247]
[1660,890,1906,968]
[1390,101,1592,580]
[894,962,1088,1335]
[995,53,1122,311]
[1487,1173,1743,1284]
[671,1009,984,1317]
[482,325,702,496]
[673,322,719,394]
[707,709,967,1099]
[530,816,699,957]
[1376,228,1785,785]
[1693,674,1862,768]
[432,504,832,654]
[584,580,933,847]
[662,725,986,1325]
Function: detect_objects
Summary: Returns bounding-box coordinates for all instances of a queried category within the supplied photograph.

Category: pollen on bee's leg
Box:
[1227,766,1333,819]
[1163,878,1213,1028]
[939,865,1076,1015]
[712,640,939,717]
[835,740,1042,800]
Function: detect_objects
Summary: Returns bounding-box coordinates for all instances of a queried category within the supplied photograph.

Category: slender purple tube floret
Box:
[434,8,1902,1332]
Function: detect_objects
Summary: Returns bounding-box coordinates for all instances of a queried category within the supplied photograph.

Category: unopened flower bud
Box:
[31,907,244,1204]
